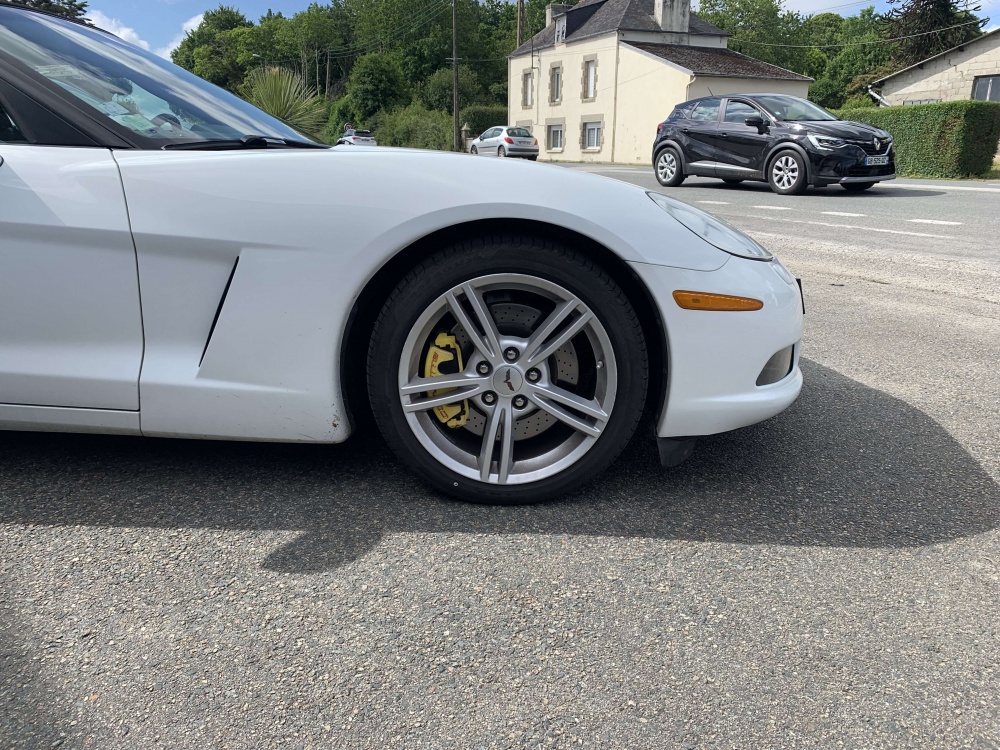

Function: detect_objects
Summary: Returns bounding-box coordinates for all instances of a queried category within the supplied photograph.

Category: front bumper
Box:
[808,146,896,185]
[629,256,803,438]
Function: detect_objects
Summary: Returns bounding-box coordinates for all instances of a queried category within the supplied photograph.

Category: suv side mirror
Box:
[745,116,767,132]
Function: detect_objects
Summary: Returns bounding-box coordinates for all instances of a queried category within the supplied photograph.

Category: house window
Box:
[555,16,567,43]
[583,60,596,99]
[522,72,534,108]
[551,66,562,103]
[973,76,1000,102]
[547,124,564,150]
[583,121,601,149]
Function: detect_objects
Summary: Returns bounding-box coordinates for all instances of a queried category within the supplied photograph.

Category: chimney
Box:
[654,0,690,33]
[546,3,572,26]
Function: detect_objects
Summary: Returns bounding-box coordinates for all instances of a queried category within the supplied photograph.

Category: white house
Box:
[507,0,811,164]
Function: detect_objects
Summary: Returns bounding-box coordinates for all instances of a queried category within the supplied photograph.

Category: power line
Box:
[738,18,983,47]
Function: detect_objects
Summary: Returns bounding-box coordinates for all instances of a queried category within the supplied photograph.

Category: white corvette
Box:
[0,5,802,504]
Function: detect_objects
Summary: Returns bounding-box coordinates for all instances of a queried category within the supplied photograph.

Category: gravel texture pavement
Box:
[1,169,998,749]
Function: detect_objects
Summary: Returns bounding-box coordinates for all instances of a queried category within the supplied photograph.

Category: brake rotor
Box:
[450,301,579,440]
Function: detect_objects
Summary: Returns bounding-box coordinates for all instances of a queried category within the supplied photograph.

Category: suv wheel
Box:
[768,150,807,195]
[654,147,684,187]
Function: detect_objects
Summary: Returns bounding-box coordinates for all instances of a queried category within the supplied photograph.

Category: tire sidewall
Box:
[368,240,647,504]
[768,149,807,195]
[654,146,683,187]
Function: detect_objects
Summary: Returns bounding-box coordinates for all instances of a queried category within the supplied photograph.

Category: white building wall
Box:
[881,32,1000,104]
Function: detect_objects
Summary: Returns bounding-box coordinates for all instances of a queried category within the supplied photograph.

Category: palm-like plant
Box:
[239,67,327,138]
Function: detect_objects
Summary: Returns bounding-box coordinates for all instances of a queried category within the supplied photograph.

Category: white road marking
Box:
[752,205,792,211]
[822,211,867,217]
[747,214,957,239]
[697,200,731,205]
[891,183,1000,193]
[907,219,963,225]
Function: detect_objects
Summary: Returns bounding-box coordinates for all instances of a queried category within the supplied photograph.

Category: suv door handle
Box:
[681,128,691,134]
[719,132,728,138]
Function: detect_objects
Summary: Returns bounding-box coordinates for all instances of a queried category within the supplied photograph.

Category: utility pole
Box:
[517,0,524,47]
[452,0,460,151]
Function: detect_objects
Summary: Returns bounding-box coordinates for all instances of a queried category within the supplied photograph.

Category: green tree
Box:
[699,0,810,73]
[239,66,327,136]
[345,52,408,121]
[8,0,88,20]
[883,0,985,67]
[172,6,253,91]
[419,65,483,113]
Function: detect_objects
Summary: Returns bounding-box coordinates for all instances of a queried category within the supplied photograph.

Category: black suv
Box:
[652,94,895,195]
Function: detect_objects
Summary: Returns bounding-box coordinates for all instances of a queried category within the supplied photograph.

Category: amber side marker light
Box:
[673,290,764,311]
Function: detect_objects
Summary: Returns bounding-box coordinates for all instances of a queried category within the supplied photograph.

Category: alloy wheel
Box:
[772,155,799,191]
[396,274,618,485]
[656,151,676,182]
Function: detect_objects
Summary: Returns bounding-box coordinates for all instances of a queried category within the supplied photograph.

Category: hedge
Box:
[367,103,454,151]
[460,104,509,137]
[833,101,1000,178]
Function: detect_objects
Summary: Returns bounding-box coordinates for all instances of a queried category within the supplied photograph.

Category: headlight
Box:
[807,134,847,150]
[647,192,772,261]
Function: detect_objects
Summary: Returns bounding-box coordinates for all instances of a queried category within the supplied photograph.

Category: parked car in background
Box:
[337,128,377,146]
[470,126,538,159]
[652,94,895,195]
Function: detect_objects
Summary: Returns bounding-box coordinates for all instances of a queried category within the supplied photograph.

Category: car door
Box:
[482,127,500,156]
[714,99,772,177]
[678,98,722,175]
[0,80,143,412]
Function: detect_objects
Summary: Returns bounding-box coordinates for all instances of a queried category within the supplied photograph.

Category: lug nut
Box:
[513,395,528,409]
[476,362,491,375]
[504,347,519,362]
[526,369,541,382]
[483,391,497,405]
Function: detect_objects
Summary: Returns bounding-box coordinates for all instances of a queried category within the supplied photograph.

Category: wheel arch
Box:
[764,141,812,185]
[653,140,686,173]
[340,219,669,438]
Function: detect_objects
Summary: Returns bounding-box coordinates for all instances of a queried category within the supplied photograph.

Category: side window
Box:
[724,100,760,124]
[690,99,721,122]
[0,98,28,143]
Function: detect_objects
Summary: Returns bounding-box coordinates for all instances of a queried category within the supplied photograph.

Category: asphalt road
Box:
[2,167,999,749]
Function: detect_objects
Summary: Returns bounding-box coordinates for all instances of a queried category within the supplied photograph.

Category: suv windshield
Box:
[0,7,310,145]
[754,95,839,122]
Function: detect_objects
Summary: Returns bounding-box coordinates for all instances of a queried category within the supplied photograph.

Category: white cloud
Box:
[155,13,204,60]
[85,9,150,50]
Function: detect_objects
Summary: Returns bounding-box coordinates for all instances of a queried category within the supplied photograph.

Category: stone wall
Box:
[881,31,1000,105]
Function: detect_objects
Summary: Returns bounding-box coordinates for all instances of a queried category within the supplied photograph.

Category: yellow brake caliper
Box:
[423,332,469,428]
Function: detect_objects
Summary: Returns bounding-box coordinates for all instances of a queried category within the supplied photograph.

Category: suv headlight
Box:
[648,192,772,261]
[807,134,847,150]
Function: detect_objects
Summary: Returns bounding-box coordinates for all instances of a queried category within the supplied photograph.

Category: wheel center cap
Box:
[493,366,524,395]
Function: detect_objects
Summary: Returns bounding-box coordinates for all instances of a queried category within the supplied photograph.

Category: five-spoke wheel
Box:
[368,238,647,504]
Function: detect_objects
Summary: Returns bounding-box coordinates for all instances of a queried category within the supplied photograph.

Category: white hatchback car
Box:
[470,126,539,160]
[336,128,376,146]
[0,5,802,505]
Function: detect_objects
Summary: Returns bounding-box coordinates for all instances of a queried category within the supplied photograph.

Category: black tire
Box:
[528,155,538,161]
[498,146,506,158]
[767,149,808,195]
[654,146,684,187]
[842,182,875,192]
[367,237,648,505]
[722,178,744,186]
[470,145,478,155]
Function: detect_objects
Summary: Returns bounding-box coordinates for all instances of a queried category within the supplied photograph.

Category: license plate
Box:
[865,156,888,166]
[518,140,533,146]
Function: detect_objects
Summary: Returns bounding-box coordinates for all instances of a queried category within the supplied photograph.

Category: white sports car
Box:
[0,5,803,504]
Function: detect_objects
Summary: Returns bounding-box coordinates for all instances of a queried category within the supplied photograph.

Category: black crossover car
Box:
[652,94,895,195]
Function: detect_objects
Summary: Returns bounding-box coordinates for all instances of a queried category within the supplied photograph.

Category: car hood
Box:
[799,120,890,141]
[113,147,733,272]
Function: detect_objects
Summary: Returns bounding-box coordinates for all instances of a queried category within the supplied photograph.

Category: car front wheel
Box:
[471,145,478,155]
[768,150,807,195]
[654,147,684,187]
[367,238,648,505]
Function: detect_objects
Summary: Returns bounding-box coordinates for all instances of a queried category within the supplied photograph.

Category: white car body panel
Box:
[0,145,143,411]
[109,147,735,442]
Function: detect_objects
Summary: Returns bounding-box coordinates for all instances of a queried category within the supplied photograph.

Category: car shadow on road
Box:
[1,359,996,573]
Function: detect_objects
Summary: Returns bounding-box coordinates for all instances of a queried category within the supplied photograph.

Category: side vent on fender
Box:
[199,257,239,367]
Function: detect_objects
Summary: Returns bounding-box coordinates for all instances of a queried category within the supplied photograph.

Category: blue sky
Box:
[85,0,995,58]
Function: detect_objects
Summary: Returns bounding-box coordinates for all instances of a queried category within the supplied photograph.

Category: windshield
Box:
[0,7,310,145]
[754,95,839,122]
